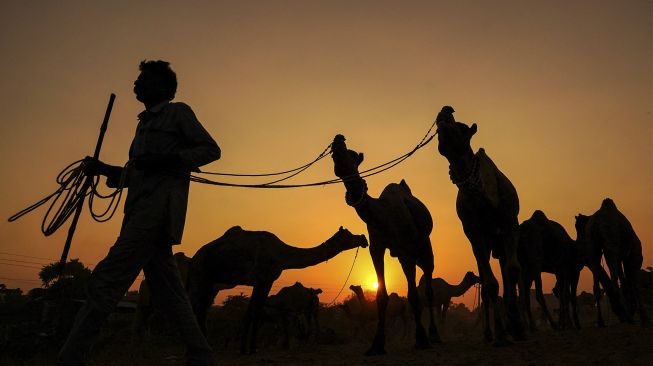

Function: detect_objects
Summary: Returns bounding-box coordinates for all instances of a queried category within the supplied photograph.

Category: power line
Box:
[0,261,43,270]
[0,258,49,266]
[0,277,42,284]
[0,251,57,262]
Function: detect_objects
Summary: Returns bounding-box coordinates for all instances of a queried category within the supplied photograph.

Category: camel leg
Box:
[188,278,217,335]
[534,273,557,330]
[500,229,526,341]
[569,266,581,329]
[555,271,571,330]
[366,247,388,356]
[480,283,492,341]
[522,276,537,332]
[624,253,648,324]
[418,251,441,343]
[472,246,505,345]
[604,254,631,323]
[313,311,320,342]
[591,271,606,327]
[401,258,431,350]
[240,282,273,354]
[436,305,444,324]
[280,313,290,349]
[441,301,450,328]
[250,282,274,354]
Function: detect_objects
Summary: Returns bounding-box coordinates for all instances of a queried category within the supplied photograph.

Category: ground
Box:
[2,295,651,366]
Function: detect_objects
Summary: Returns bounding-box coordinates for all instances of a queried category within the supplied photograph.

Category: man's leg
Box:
[57,235,152,366]
[144,245,214,366]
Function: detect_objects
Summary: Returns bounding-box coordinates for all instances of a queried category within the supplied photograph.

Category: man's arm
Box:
[175,103,221,169]
[82,157,128,188]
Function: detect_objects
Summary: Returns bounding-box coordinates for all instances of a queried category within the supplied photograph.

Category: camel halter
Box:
[345,179,369,208]
[450,154,481,191]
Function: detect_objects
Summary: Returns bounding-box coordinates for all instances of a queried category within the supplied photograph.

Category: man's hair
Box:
[139,60,177,100]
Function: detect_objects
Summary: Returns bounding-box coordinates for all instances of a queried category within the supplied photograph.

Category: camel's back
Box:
[474,148,519,215]
[196,226,285,255]
[380,180,432,229]
[589,205,641,257]
[191,226,288,281]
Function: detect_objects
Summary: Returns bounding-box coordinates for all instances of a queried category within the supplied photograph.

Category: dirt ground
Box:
[3,303,652,366]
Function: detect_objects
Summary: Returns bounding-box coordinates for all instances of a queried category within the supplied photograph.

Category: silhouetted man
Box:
[58,60,220,366]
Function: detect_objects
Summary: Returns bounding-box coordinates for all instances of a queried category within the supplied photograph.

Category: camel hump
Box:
[224,226,244,236]
[601,198,617,210]
[531,210,547,221]
[399,179,412,194]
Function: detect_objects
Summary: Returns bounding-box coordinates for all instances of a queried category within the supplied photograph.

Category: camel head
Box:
[463,271,481,285]
[349,284,364,295]
[435,106,477,161]
[574,214,590,237]
[329,226,368,251]
[331,134,364,179]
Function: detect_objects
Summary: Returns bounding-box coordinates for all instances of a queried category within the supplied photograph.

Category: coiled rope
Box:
[7,160,128,236]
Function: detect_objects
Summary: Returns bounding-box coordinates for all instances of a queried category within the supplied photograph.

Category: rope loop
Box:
[8,160,128,235]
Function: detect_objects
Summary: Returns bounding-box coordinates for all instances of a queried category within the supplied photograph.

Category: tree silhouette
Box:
[38,259,91,288]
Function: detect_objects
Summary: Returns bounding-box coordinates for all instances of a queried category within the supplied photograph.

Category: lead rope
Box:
[325,246,359,306]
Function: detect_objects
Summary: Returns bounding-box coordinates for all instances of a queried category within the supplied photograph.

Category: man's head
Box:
[133,60,177,107]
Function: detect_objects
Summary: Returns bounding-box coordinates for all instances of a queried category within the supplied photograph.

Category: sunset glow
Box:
[372,281,379,291]
[0,1,650,312]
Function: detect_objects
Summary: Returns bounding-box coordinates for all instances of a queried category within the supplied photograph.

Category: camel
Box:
[344,285,409,338]
[133,252,191,336]
[264,282,322,348]
[434,106,524,345]
[418,271,480,326]
[331,134,440,355]
[573,214,613,327]
[575,198,646,324]
[187,225,367,354]
[518,210,577,331]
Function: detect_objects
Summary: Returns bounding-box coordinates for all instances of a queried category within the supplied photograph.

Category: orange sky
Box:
[1,1,651,309]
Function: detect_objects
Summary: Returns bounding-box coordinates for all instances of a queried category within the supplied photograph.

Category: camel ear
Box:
[339,225,344,231]
[470,123,477,136]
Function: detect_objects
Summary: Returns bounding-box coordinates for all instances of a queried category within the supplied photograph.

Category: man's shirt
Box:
[120,101,220,244]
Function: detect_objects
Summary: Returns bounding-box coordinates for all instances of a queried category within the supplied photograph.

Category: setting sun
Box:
[372,281,379,290]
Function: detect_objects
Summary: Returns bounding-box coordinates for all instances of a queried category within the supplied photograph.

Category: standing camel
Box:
[265,282,322,348]
[331,134,440,355]
[434,106,524,345]
[418,271,480,326]
[346,285,409,337]
[518,210,577,330]
[188,225,367,354]
[576,198,646,324]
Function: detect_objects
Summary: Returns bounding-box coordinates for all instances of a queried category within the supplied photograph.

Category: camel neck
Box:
[451,278,476,297]
[283,237,350,270]
[353,289,369,306]
[342,176,376,223]
[448,150,476,187]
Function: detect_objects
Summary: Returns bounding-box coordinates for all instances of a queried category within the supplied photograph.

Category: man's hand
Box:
[82,156,111,176]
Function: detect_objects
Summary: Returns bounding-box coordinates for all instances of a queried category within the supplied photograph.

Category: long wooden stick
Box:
[58,93,116,273]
